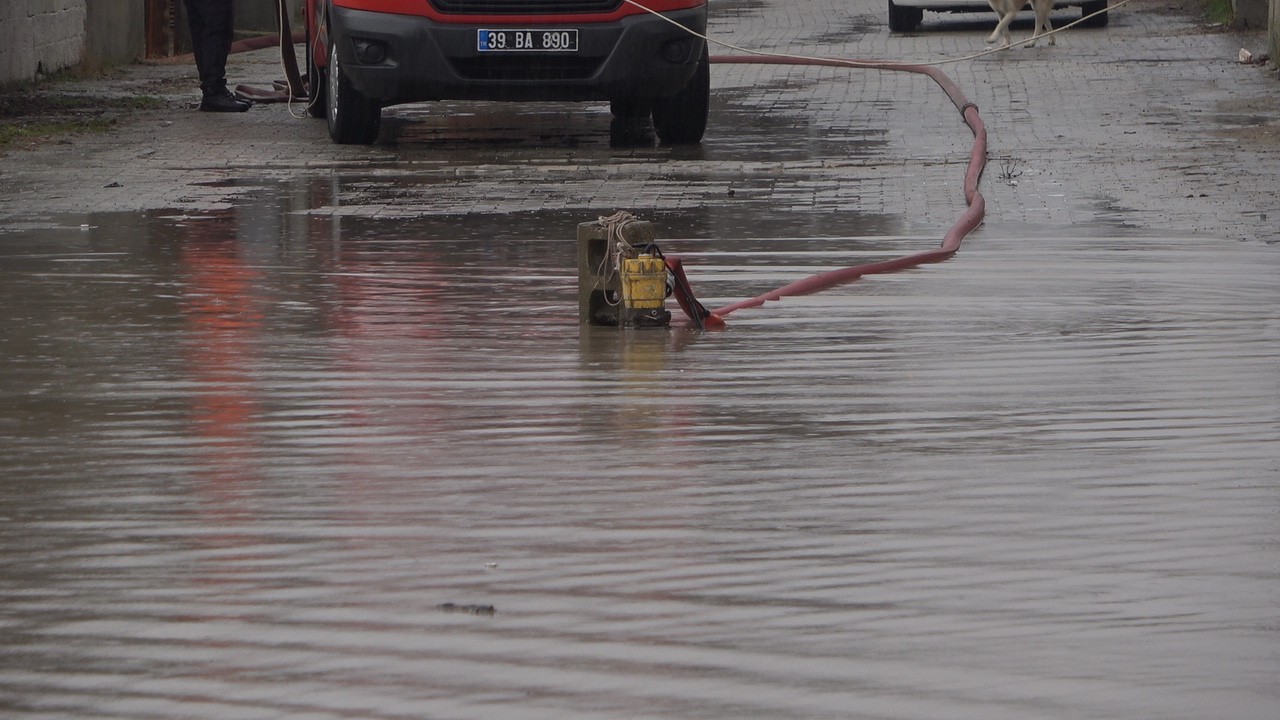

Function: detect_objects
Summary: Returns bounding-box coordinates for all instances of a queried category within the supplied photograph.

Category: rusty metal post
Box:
[145,0,177,58]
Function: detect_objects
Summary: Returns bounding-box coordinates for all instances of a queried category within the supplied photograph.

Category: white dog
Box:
[986,0,1056,48]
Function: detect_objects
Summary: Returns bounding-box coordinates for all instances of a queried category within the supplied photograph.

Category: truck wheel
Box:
[652,47,709,145]
[326,39,381,145]
[888,1,923,32]
[610,99,650,121]
[1079,0,1109,27]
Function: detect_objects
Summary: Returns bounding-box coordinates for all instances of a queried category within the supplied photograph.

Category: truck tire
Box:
[1079,0,1109,27]
[652,47,710,145]
[326,40,381,145]
[888,1,923,32]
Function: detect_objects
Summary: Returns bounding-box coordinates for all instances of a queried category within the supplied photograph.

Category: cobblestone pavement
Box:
[0,0,1276,244]
[2,5,1278,718]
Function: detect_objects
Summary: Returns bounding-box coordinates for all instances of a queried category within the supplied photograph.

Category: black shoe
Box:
[199,89,251,113]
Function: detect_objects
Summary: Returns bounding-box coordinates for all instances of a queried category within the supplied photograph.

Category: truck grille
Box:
[430,0,623,13]
[451,55,603,81]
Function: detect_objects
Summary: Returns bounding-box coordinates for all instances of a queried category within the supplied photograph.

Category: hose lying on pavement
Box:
[232,0,306,103]
[238,1,990,326]
[609,1,990,323]
[701,55,988,321]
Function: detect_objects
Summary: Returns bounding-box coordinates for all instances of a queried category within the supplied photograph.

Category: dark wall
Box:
[84,0,146,69]
[175,0,304,53]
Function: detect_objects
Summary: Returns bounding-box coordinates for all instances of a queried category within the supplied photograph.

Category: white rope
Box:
[596,210,642,305]
[280,0,311,120]
[277,0,1133,122]
[621,0,1134,68]
[279,0,325,120]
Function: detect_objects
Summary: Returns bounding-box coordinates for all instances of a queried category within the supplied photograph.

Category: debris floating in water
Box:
[437,603,496,616]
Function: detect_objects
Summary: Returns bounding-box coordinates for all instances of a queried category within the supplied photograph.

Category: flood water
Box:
[1,193,1278,718]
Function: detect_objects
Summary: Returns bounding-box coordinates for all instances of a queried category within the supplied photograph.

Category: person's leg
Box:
[183,0,232,92]
[183,0,248,111]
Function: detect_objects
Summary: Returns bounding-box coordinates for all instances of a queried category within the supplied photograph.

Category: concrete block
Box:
[84,0,145,68]
[578,219,667,327]
[0,0,85,85]
[239,0,304,32]
[1233,0,1268,28]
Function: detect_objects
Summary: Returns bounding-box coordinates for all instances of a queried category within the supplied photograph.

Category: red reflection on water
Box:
[305,212,450,509]
[177,211,266,523]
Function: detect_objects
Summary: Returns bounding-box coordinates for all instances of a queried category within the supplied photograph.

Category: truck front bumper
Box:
[329,6,707,105]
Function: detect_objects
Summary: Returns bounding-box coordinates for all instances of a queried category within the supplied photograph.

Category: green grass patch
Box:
[0,117,117,147]
[0,93,163,119]
[1203,0,1233,24]
[0,93,163,150]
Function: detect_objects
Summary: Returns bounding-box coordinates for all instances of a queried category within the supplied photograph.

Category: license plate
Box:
[477,29,579,53]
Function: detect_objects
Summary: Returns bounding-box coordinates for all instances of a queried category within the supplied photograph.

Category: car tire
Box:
[610,98,650,120]
[651,47,710,145]
[888,0,924,32]
[305,19,326,119]
[1079,0,1109,27]
[326,38,381,145]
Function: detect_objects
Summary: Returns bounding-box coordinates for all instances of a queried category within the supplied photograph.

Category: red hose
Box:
[702,55,988,320]
[236,32,987,324]
[229,30,305,55]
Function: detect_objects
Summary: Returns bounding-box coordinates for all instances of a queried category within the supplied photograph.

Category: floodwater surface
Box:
[1,198,1278,719]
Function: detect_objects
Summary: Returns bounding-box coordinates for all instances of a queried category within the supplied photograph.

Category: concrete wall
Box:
[237,0,303,33]
[0,0,303,85]
[1233,0,1269,28]
[174,0,305,54]
[1271,0,1279,59]
[0,0,87,86]
[84,0,146,71]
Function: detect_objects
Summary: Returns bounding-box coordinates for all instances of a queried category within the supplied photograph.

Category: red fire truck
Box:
[304,0,709,145]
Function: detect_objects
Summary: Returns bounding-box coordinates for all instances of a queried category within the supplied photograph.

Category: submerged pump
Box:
[579,212,672,328]
[578,212,723,331]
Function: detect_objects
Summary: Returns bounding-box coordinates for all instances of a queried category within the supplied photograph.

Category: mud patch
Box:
[1209,96,1280,147]
[709,0,769,22]
[0,91,166,152]
[1210,123,1280,145]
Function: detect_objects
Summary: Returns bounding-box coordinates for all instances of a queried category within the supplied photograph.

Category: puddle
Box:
[2,197,1278,717]
[1,31,1278,714]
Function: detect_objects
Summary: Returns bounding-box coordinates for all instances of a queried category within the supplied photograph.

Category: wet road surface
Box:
[2,0,1279,717]
[2,198,1277,718]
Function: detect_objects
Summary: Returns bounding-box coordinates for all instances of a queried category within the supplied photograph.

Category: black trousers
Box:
[184,0,235,94]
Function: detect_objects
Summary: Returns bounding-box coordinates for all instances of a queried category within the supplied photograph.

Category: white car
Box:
[887,0,1109,33]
